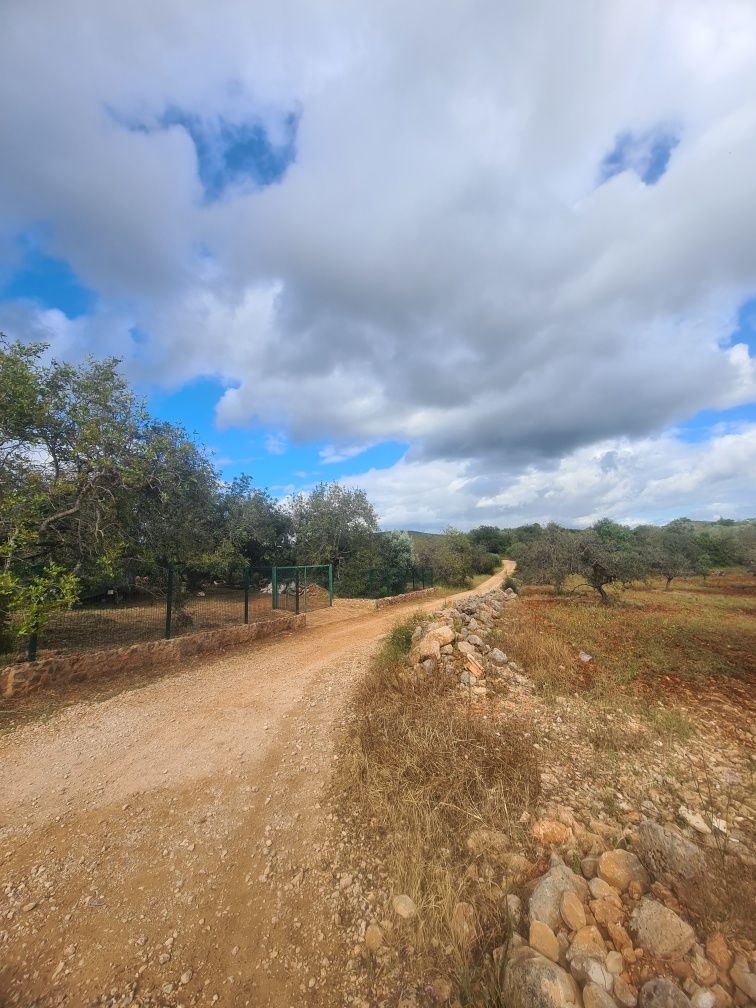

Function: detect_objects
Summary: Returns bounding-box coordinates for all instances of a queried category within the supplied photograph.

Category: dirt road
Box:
[0,571,509,1008]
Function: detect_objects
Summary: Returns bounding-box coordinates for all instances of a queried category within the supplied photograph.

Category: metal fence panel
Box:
[272,565,333,613]
[1,564,279,663]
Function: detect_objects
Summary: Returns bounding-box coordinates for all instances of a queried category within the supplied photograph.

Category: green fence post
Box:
[294,569,300,615]
[271,567,278,610]
[328,564,333,606]
[303,567,308,614]
[243,567,250,624]
[165,565,174,639]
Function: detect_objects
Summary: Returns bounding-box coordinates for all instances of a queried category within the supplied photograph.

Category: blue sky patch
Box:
[144,376,406,494]
[600,128,679,186]
[113,102,299,203]
[0,237,96,317]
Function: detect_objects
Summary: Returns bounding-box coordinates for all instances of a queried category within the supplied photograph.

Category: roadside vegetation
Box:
[332,611,541,999]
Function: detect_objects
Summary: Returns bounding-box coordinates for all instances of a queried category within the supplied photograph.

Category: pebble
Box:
[392,894,417,919]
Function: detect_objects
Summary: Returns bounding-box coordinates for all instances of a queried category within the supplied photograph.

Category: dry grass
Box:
[331,613,540,1002]
[516,570,756,687]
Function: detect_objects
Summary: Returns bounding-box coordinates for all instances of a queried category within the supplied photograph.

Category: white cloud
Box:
[344,425,756,530]
[264,432,287,456]
[318,443,372,465]
[1,0,755,524]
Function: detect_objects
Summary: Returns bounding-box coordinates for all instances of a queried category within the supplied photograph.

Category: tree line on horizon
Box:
[464,518,756,603]
[2,338,754,648]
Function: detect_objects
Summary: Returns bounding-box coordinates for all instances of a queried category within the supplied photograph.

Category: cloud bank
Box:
[1,0,755,526]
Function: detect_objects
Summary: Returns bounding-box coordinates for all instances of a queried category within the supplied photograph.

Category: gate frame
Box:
[271,564,333,614]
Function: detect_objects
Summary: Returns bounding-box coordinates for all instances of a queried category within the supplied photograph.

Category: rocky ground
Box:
[321,586,755,1008]
[0,573,752,1008]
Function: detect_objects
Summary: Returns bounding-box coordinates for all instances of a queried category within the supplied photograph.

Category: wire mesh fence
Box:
[1,564,332,664]
[336,565,434,599]
[273,565,333,614]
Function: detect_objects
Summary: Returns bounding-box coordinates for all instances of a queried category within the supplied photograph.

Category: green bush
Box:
[502,575,519,593]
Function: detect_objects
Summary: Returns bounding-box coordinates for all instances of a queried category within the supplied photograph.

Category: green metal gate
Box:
[272,565,333,614]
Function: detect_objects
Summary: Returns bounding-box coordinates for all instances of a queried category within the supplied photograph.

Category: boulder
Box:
[730,966,756,1002]
[490,648,507,665]
[503,949,581,1008]
[636,821,706,903]
[614,977,638,1008]
[639,979,693,1008]
[597,850,650,893]
[630,899,695,960]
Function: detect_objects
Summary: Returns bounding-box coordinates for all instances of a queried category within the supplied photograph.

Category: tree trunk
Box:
[597,583,610,605]
[664,576,673,591]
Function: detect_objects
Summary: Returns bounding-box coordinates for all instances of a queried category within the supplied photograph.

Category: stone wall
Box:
[1,613,306,699]
[374,587,435,609]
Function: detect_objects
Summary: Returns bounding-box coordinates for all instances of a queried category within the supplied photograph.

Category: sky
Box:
[1,0,755,531]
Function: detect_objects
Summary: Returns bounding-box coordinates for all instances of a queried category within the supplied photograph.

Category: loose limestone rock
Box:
[569,955,614,991]
[636,821,706,903]
[630,899,695,960]
[614,977,639,1008]
[584,982,620,1008]
[639,979,693,1008]
[364,924,384,953]
[532,820,572,846]
[451,901,477,947]
[529,862,589,931]
[392,894,417,919]
[729,965,756,1002]
[504,948,581,1008]
[598,850,650,894]
[529,921,560,963]
[560,890,587,932]
[567,925,606,963]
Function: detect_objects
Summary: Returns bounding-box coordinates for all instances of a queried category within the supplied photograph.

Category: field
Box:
[327,568,756,1004]
[512,569,756,688]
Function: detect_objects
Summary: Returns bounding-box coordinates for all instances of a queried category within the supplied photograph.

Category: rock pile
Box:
[501,812,755,1008]
[408,585,518,695]
[403,585,755,1008]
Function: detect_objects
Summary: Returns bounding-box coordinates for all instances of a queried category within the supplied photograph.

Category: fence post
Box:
[294,569,300,615]
[243,567,250,624]
[165,565,174,639]
[271,567,278,610]
[302,567,308,614]
[27,629,38,663]
[328,564,333,606]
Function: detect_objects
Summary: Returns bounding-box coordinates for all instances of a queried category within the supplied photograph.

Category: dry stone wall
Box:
[373,587,435,609]
[1,613,306,699]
